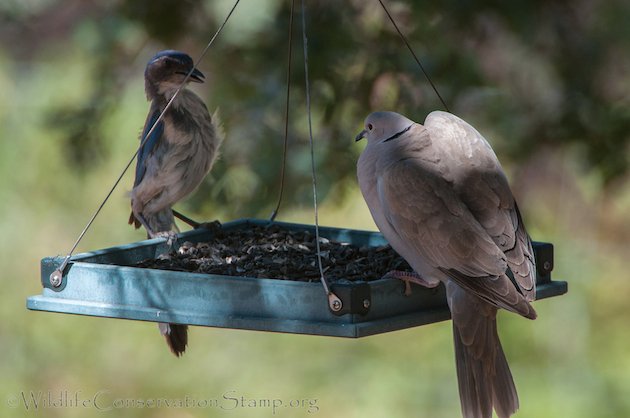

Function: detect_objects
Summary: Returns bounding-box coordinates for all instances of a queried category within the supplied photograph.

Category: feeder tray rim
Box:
[27,217,567,338]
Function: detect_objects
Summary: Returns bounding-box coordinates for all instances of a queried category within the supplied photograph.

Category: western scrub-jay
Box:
[129,50,224,356]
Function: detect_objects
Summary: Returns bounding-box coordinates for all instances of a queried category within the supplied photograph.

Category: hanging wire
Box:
[300,0,341,311]
[269,0,296,222]
[300,0,323,286]
[50,0,242,283]
[377,0,450,112]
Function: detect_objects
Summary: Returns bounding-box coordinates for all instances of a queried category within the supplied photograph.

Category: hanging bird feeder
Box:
[27,219,566,337]
[27,1,567,338]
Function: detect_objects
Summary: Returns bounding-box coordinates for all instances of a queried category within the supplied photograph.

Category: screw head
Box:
[363,299,371,309]
[331,299,342,312]
[543,261,552,272]
[50,270,63,288]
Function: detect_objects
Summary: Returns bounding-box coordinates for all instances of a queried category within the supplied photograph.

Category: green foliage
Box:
[4,0,627,214]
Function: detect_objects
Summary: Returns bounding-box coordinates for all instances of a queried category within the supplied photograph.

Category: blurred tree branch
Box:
[2,0,628,214]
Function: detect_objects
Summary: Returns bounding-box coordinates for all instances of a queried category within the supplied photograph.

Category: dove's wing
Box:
[425,111,536,300]
[377,156,535,318]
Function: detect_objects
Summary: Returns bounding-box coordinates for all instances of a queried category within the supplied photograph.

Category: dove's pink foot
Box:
[383,270,440,296]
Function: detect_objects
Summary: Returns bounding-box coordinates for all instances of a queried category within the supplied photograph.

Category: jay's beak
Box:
[188,68,205,83]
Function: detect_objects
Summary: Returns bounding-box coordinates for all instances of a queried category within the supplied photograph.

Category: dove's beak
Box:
[355,129,367,142]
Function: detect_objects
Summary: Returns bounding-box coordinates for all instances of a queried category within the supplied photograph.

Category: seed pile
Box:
[135,223,411,282]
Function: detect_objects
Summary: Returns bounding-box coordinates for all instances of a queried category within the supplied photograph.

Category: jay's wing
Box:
[133,108,164,188]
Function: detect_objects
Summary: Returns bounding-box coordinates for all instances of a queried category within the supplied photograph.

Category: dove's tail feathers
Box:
[491,336,520,418]
[159,323,188,357]
[453,313,519,418]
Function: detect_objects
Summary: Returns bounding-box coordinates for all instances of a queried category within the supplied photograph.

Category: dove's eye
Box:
[367,123,373,131]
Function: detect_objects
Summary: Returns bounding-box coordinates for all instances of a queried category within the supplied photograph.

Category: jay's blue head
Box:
[144,50,205,99]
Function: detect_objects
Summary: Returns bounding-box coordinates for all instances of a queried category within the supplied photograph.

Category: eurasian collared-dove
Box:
[129,50,224,356]
[356,110,536,418]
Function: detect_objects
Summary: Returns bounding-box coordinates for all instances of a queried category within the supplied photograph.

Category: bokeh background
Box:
[1,0,629,417]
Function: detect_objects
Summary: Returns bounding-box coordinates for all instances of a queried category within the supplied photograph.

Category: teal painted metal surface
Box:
[27,219,568,338]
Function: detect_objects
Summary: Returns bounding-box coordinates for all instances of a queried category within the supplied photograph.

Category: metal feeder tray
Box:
[27,219,567,338]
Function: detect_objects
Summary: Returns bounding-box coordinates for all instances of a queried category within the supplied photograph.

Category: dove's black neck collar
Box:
[383,124,413,142]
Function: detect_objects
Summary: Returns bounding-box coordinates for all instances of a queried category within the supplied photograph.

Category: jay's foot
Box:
[172,210,221,233]
[151,230,178,248]
[195,220,222,233]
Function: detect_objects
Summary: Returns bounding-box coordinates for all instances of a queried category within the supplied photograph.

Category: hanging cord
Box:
[300,0,342,312]
[49,0,242,286]
[269,0,296,222]
[377,0,450,112]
